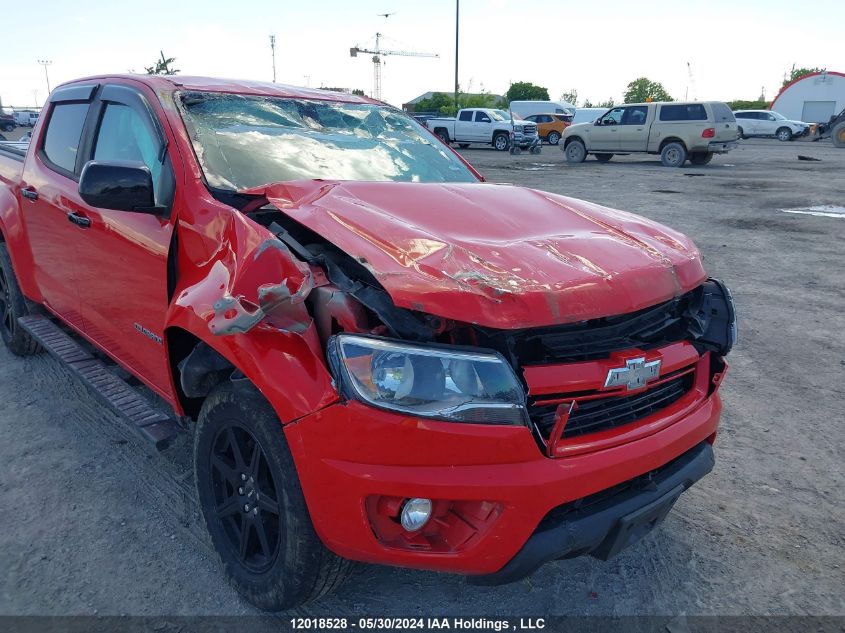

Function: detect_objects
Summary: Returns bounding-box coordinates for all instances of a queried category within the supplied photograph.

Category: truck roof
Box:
[55,74,381,105]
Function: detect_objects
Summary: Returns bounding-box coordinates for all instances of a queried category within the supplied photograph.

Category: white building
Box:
[770,71,845,123]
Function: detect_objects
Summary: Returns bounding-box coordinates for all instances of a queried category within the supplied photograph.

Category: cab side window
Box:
[458,110,473,121]
[42,103,89,175]
[474,111,491,123]
[622,106,648,125]
[602,108,625,125]
[93,103,174,209]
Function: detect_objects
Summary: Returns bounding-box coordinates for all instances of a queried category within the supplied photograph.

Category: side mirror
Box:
[594,119,602,126]
[79,160,160,214]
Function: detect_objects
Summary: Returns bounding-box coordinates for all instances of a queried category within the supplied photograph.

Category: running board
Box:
[18,315,180,450]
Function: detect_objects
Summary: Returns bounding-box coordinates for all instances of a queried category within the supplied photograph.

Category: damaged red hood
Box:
[255,181,706,329]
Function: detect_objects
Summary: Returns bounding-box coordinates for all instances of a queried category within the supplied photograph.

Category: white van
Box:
[570,108,607,125]
[509,100,575,119]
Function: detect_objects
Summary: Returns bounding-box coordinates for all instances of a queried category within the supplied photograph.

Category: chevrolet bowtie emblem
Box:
[604,357,661,391]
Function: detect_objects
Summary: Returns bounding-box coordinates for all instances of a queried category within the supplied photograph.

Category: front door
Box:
[618,105,650,151]
[20,91,96,331]
[72,84,178,396]
[473,110,494,142]
[591,107,623,151]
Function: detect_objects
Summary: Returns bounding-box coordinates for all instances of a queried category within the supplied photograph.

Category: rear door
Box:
[71,83,178,395]
[19,83,97,331]
[454,110,474,141]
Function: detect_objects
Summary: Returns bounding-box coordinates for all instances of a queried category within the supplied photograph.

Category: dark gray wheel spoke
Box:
[254,518,272,557]
[239,520,252,560]
[211,454,238,484]
[216,494,240,518]
[248,441,261,479]
[227,428,247,471]
[257,493,279,515]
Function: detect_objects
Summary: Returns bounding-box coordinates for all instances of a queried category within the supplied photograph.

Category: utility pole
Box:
[454,0,460,110]
[37,59,52,95]
[269,35,277,83]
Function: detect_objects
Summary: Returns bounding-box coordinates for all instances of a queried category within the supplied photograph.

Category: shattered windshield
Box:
[178,92,478,190]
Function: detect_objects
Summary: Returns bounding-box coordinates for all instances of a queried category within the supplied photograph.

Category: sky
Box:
[1,0,843,110]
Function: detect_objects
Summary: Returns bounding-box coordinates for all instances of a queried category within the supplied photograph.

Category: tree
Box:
[727,99,769,111]
[560,89,578,106]
[583,98,615,109]
[783,65,824,86]
[505,81,550,102]
[351,89,365,97]
[623,78,672,103]
[413,91,501,116]
[145,51,179,75]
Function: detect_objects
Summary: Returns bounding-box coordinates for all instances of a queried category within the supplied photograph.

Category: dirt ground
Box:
[0,133,843,619]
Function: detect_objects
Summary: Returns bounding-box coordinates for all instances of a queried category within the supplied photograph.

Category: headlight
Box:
[328,335,529,425]
[514,125,523,132]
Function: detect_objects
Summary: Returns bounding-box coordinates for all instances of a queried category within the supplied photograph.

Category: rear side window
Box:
[659,104,707,121]
[458,110,473,121]
[42,103,89,174]
[711,102,736,122]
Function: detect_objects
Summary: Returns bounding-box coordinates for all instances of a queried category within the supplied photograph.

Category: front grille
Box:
[473,289,702,366]
[523,124,537,134]
[530,373,693,439]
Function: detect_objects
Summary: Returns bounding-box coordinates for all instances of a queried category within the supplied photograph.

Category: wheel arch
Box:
[563,135,584,148]
[659,137,687,152]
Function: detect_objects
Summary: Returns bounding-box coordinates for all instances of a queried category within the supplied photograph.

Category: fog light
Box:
[400,498,432,532]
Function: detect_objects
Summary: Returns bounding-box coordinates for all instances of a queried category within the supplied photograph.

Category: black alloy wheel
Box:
[209,424,281,573]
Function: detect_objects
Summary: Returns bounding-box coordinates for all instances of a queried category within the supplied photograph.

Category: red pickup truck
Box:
[0,75,735,610]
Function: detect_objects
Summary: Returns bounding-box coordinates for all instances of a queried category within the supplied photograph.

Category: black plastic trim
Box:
[468,441,715,586]
[49,83,98,103]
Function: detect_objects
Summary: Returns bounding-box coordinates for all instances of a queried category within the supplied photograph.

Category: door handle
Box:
[67,212,91,228]
[21,187,38,201]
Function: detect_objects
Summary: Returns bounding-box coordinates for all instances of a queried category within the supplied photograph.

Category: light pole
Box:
[454,0,459,110]
[269,35,277,83]
[37,59,52,95]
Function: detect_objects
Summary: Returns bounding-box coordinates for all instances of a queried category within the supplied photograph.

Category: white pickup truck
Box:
[425,108,539,152]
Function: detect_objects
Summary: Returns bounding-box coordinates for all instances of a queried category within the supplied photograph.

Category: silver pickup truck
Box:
[425,108,540,153]
[562,101,737,167]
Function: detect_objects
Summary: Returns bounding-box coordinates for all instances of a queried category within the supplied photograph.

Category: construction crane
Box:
[350,32,438,101]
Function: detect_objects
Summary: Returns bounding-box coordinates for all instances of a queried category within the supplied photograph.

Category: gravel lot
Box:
[1,133,843,619]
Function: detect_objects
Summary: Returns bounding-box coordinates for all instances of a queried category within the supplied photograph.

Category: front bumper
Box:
[283,388,721,576]
[470,441,714,585]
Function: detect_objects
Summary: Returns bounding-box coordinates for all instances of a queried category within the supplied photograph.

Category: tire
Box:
[2,124,13,133]
[776,127,793,142]
[493,133,509,151]
[594,153,613,163]
[434,128,450,144]
[660,141,687,167]
[831,122,845,148]
[689,152,714,165]
[564,139,587,163]
[0,243,41,356]
[458,143,470,149]
[194,381,351,611]
[547,131,561,145]
[737,126,745,140]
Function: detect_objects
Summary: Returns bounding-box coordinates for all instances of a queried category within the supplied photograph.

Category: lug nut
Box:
[252,508,258,516]
[243,504,250,512]
[238,487,244,495]
[241,474,247,481]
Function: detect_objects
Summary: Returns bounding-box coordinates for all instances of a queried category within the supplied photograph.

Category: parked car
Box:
[0,114,15,132]
[563,101,737,167]
[425,107,539,152]
[522,113,572,145]
[733,110,810,141]
[508,100,575,118]
[0,75,735,611]
[27,112,39,127]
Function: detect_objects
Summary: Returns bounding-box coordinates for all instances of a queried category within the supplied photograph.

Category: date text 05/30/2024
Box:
[290,617,546,630]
